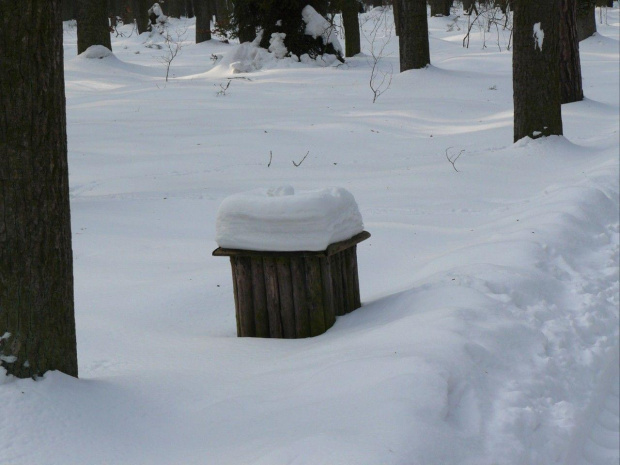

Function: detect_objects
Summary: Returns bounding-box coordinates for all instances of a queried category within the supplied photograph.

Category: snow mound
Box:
[215,186,364,251]
[78,45,113,59]
[302,5,343,55]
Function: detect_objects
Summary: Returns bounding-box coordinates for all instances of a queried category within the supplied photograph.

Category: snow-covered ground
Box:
[1,6,619,465]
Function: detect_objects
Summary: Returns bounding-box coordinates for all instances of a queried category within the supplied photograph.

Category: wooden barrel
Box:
[213,231,370,338]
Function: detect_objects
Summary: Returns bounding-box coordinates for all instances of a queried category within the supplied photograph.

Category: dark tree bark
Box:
[77,0,113,54]
[167,0,182,17]
[576,0,596,40]
[342,0,361,57]
[372,0,383,7]
[0,0,78,379]
[186,0,195,17]
[398,0,430,71]
[560,0,584,103]
[213,0,230,22]
[393,0,401,35]
[63,0,77,20]
[512,0,563,142]
[429,0,451,16]
[462,0,474,14]
[132,0,150,33]
[193,0,212,42]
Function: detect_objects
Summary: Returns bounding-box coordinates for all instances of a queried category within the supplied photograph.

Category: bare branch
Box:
[445,147,464,172]
[292,151,310,167]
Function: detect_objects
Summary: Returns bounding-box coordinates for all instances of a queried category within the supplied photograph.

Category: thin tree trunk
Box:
[512,0,563,141]
[77,0,113,54]
[560,0,584,103]
[398,0,430,71]
[193,0,212,42]
[342,0,361,57]
[576,0,596,40]
[0,0,78,379]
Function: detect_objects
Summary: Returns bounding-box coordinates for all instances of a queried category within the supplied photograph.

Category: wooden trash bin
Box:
[213,231,370,338]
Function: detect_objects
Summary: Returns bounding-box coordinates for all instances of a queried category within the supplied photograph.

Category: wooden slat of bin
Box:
[263,257,283,338]
[233,256,255,336]
[320,257,336,329]
[230,258,242,336]
[250,257,270,337]
[290,256,310,338]
[276,257,296,338]
[330,252,344,316]
[304,256,326,336]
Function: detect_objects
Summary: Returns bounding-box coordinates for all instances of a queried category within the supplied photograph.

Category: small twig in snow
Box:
[445,147,464,172]
[292,151,310,167]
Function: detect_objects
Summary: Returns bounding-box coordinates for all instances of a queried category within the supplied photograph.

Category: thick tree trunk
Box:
[560,0,584,103]
[576,0,596,40]
[77,0,112,54]
[63,0,77,20]
[462,0,474,14]
[398,0,430,71]
[193,0,212,42]
[393,0,401,35]
[0,0,78,379]
[512,0,563,142]
[373,0,383,7]
[342,0,361,57]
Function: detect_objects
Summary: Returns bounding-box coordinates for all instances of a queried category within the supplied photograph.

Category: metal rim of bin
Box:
[213,231,370,338]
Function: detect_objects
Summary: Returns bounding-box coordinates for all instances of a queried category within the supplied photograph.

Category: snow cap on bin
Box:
[215,186,364,252]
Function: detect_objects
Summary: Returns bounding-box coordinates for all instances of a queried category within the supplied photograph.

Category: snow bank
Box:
[215,186,364,251]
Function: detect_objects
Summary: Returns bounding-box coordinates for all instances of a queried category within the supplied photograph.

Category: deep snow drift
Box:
[1,6,619,465]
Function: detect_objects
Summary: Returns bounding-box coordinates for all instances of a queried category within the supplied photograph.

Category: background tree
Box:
[429,0,451,16]
[560,0,584,103]
[193,0,212,43]
[576,0,596,40]
[398,0,430,71]
[132,0,151,33]
[0,0,78,379]
[512,0,563,142]
[341,0,361,56]
[63,0,77,20]
[77,0,113,54]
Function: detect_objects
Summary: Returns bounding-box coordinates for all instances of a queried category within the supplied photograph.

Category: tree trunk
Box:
[186,0,195,18]
[213,0,230,22]
[63,0,77,20]
[373,0,383,7]
[393,0,401,35]
[512,0,563,142]
[168,0,182,17]
[560,0,584,103]
[77,0,112,54]
[342,0,361,57]
[193,0,212,43]
[0,0,78,379]
[398,0,430,71]
[429,0,451,16]
[576,0,596,40]
[462,0,474,14]
[132,0,150,33]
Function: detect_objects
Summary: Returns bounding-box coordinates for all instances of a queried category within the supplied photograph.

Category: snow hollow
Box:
[1,6,618,465]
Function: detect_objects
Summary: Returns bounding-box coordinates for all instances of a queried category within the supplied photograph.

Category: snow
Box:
[78,44,113,59]
[2,6,619,465]
[302,5,344,54]
[215,186,364,251]
[268,32,288,59]
[533,22,545,51]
